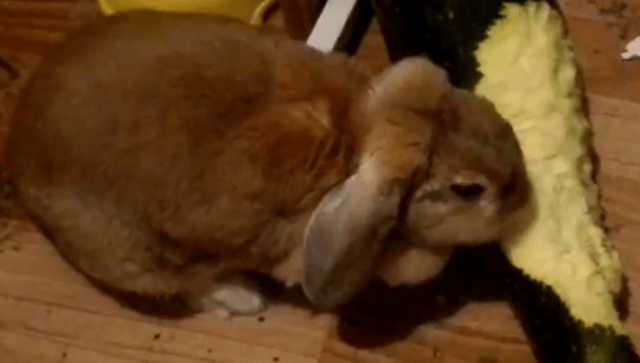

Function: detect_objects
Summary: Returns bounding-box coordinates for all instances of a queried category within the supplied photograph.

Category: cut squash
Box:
[96,0,276,25]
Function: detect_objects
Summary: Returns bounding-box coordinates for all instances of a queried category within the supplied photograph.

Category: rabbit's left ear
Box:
[302,158,400,310]
[302,56,450,309]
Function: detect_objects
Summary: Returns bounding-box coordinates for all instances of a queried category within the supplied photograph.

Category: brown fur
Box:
[6,11,530,313]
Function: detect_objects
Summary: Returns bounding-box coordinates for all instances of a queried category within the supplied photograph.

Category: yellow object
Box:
[97,0,277,25]
[474,1,624,333]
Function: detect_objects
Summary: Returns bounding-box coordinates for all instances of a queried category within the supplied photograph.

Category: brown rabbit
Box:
[5,11,530,317]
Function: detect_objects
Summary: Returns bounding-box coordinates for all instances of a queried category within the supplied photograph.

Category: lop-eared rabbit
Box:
[6,11,530,317]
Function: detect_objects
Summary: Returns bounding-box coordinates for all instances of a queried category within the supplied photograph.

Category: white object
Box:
[621,36,640,60]
[306,0,358,53]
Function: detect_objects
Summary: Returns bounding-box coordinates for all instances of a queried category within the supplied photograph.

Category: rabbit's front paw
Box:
[201,284,267,318]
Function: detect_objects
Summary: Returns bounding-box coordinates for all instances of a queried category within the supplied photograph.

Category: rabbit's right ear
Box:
[302,157,400,310]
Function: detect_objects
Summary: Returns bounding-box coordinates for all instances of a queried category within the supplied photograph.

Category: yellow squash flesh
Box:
[97,0,276,25]
[474,1,624,332]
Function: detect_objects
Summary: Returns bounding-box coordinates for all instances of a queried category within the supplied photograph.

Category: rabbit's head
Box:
[300,57,530,309]
[403,83,531,248]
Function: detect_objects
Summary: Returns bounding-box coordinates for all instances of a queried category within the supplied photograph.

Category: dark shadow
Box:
[573,69,633,323]
[0,56,19,84]
[334,243,508,348]
[255,241,638,363]
[18,208,196,319]
[87,277,197,319]
[615,274,632,322]
[250,243,509,348]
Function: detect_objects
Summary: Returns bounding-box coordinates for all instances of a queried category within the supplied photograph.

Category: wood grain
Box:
[0,0,638,362]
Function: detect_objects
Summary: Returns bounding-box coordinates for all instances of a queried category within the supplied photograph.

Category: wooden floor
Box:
[0,0,639,362]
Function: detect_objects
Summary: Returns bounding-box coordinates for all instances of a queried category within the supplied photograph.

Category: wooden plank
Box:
[0,329,146,363]
[0,15,79,32]
[0,224,332,360]
[320,309,536,363]
[5,0,80,3]
[0,27,66,55]
[0,1,84,19]
[561,6,640,102]
[0,293,321,363]
[590,94,640,170]
[279,0,325,40]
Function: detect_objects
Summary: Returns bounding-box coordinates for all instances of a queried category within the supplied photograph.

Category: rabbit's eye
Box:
[450,183,485,201]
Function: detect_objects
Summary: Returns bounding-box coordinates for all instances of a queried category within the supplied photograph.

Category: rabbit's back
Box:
[8,11,365,261]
